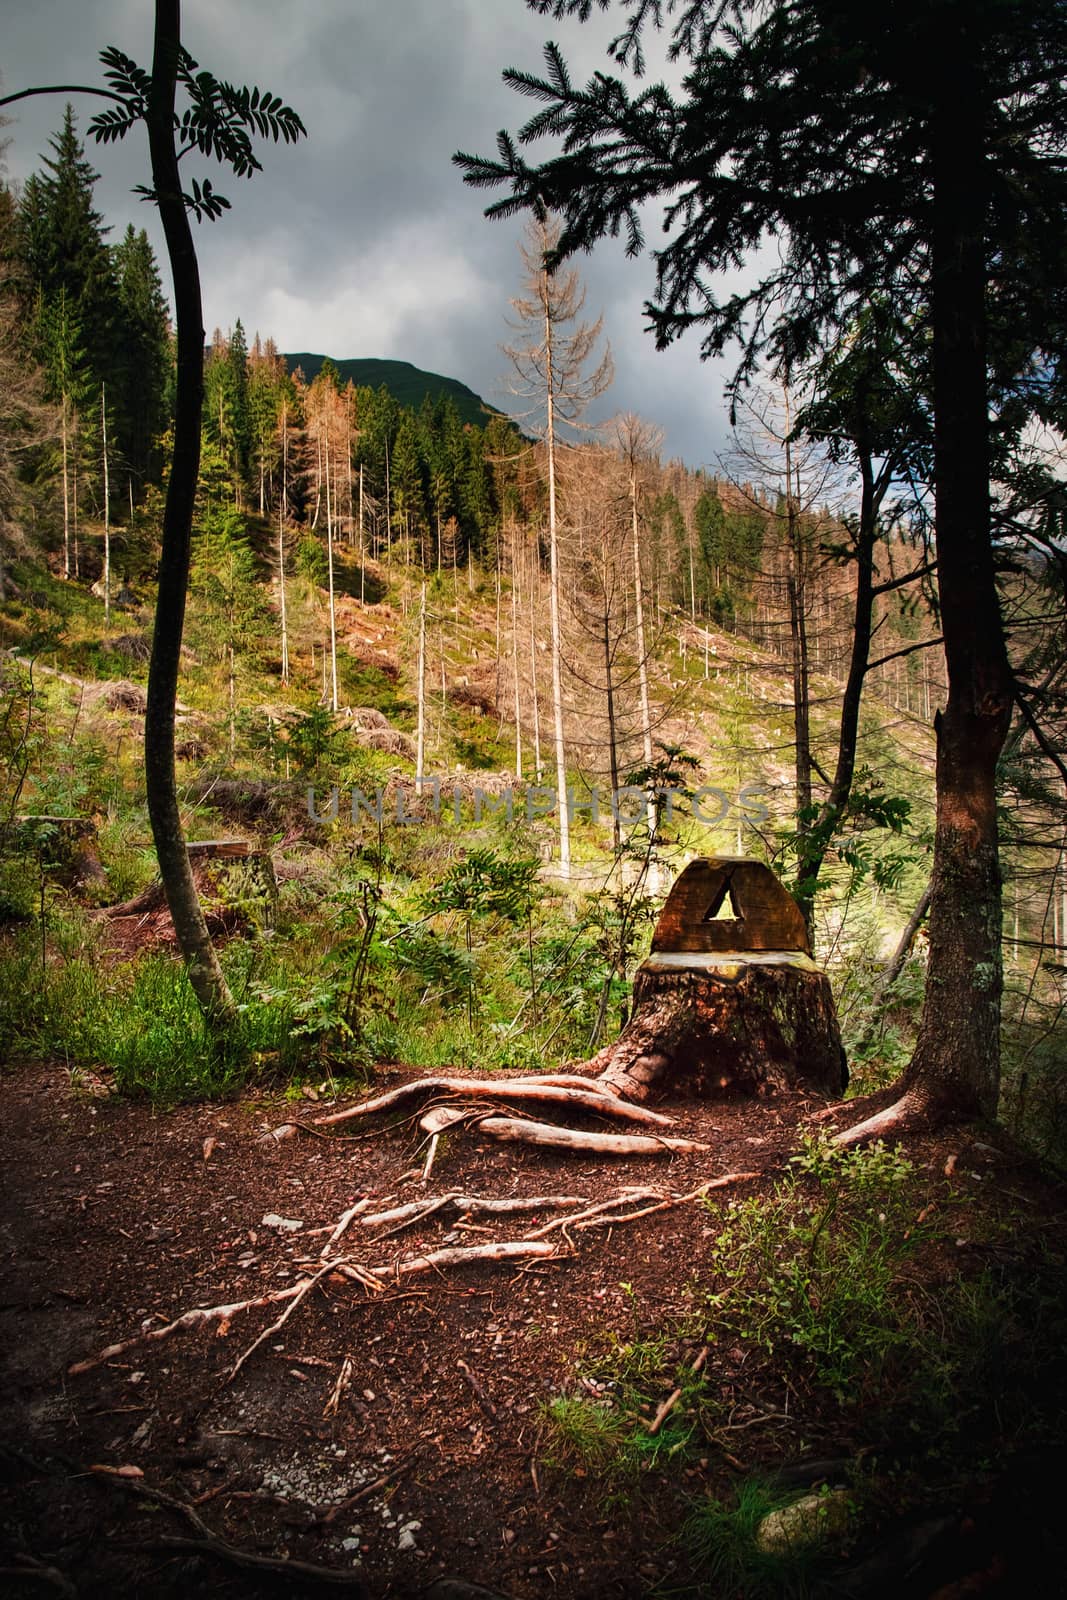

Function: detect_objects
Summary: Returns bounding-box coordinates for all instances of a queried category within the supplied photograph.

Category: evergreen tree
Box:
[694,486,725,612]
[189,506,267,759]
[247,338,288,515]
[112,224,170,493]
[19,106,117,389]
[391,410,427,554]
[35,285,92,577]
[460,0,1067,1133]
[227,317,251,484]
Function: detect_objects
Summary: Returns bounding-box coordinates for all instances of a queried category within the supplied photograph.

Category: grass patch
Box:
[681,1479,839,1598]
[0,921,303,1101]
[699,1135,928,1401]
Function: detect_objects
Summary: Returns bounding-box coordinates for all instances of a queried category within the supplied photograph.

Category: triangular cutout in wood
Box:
[703,878,744,923]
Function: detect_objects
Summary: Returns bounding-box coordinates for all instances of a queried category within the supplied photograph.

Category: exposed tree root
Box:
[830,1089,937,1148]
[88,1467,361,1586]
[358,1192,590,1237]
[475,1114,708,1155]
[312,1077,675,1130]
[228,1260,344,1383]
[369,1240,556,1277]
[69,1172,759,1379]
[571,1171,761,1230]
[68,1283,311,1375]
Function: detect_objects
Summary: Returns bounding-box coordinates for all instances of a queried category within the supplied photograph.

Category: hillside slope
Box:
[283,354,501,428]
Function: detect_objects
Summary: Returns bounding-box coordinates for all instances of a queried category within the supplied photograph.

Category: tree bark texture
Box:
[903,71,1012,1119]
[144,0,237,1029]
[589,954,846,1104]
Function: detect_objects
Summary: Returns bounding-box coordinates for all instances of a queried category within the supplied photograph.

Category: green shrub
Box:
[700,1137,924,1399]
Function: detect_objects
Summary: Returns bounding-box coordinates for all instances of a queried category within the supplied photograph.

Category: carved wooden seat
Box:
[591,856,846,1102]
[651,856,811,957]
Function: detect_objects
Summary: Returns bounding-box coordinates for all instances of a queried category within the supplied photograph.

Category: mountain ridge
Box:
[282,354,502,429]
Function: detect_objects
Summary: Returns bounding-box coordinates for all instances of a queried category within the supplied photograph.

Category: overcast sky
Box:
[3,0,742,465]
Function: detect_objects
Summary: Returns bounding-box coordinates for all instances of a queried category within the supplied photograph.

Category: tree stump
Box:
[589,858,847,1103]
[99,839,277,932]
[12,815,106,890]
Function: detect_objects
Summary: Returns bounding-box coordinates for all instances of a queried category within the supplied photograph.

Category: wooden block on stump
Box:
[593,858,846,1102]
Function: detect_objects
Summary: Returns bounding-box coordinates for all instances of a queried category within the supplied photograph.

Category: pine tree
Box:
[189,507,267,759]
[112,224,170,494]
[19,106,117,390]
[35,285,92,578]
[459,0,1067,1133]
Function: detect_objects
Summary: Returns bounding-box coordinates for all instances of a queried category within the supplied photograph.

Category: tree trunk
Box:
[278,401,289,685]
[589,954,846,1104]
[899,77,1012,1121]
[794,455,880,929]
[60,393,70,581]
[416,581,426,774]
[101,383,110,627]
[544,294,570,876]
[324,424,338,712]
[144,0,237,1031]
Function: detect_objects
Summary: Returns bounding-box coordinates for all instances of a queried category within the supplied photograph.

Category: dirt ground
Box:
[1,1062,1064,1599]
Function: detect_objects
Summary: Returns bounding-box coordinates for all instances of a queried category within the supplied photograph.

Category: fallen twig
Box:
[647,1386,684,1437]
[645,1346,710,1437]
[457,1358,498,1420]
[323,1354,354,1418]
[316,1455,414,1526]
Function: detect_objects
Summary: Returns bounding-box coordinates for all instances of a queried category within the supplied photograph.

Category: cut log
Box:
[588,950,846,1104]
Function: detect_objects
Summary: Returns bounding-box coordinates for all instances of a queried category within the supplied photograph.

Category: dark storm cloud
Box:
[3,0,738,466]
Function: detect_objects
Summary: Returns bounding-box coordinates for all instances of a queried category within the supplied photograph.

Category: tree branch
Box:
[0,85,126,108]
[867,636,943,672]
[1013,680,1067,789]
[871,562,936,596]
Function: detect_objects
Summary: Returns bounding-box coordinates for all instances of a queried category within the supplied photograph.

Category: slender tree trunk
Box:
[528,539,544,783]
[358,462,365,605]
[784,389,813,844]
[901,81,1012,1119]
[629,462,653,768]
[144,0,236,1030]
[60,394,71,580]
[101,384,110,627]
[511,554,523,780]
[324,425,338,712]
[794,454,880,931]
[278,402,289,685]
[416,581,427,775]
[603,604,621,852]
[71,431,80,580]
[879,880,932,1000]
[545,302,570,875]
[228,639,235,760]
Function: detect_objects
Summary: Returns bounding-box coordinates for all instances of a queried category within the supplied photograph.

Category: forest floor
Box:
[1,1061,1065,1600]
